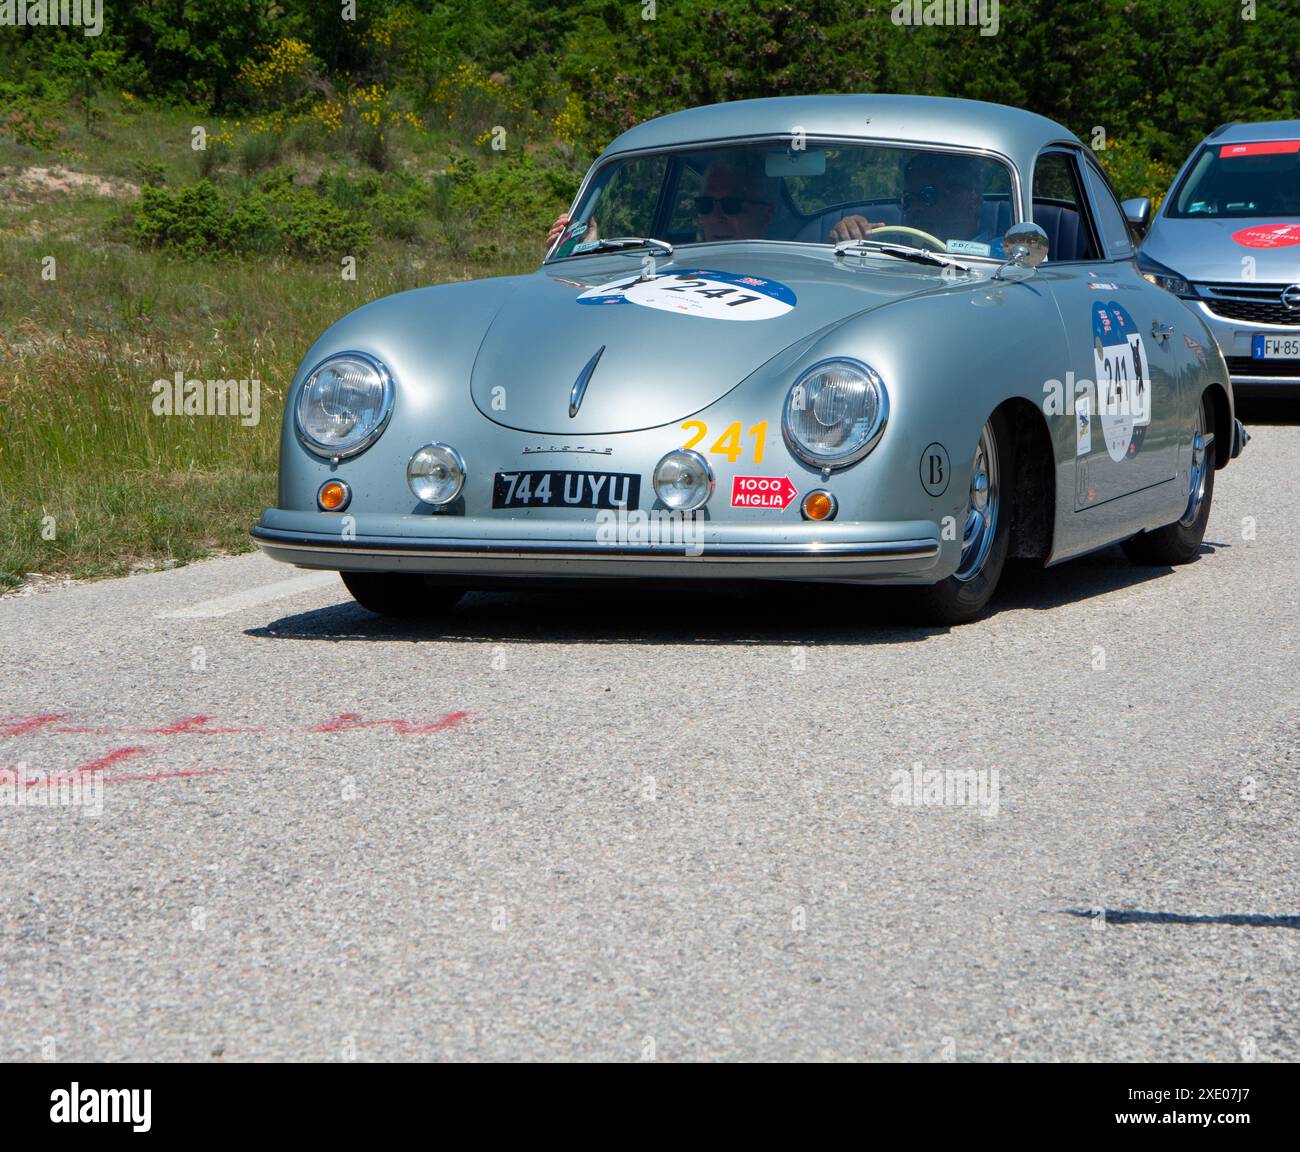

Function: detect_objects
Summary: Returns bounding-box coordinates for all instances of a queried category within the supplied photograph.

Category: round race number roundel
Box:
[1091,300,1152,463]
[577,269,796,321]
[1231,223,1300,249]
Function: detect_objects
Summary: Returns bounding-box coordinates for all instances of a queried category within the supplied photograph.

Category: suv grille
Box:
[1225,356,1300,378]
[1196,282,1300,327]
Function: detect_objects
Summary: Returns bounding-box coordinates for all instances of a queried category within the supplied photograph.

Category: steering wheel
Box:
[856,225,947,252]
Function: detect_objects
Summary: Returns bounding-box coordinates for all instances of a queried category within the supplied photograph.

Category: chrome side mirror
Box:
[994,222,1050,281]
[1121,197,1152,236]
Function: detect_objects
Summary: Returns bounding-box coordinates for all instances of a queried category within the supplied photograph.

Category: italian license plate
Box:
[1252,334,1300,359]
[492,469,640,510]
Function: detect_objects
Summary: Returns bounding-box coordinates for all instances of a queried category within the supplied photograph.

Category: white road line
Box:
[156,571,342,619]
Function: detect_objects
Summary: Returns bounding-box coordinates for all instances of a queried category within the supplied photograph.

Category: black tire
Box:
[899,409,1015,626]
[340,571,465,617]
[1121,392,1215,567]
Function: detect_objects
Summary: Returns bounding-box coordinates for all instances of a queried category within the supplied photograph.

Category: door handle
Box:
[1151,321,1174,344]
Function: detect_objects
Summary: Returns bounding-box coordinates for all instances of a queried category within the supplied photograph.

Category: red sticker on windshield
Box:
[1232,223,1300,248]
[1219,141,1300,157]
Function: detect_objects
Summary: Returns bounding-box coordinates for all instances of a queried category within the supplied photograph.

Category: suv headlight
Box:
[1135,253,1192,297]
[782,358,888,468]
[295,351,394,458]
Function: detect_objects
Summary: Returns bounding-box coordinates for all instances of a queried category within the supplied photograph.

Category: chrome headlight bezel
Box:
[294,350,395,460]
[781,357,889,469]
[1134,252,1193,298]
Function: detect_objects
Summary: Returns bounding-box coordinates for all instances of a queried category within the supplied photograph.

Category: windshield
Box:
[548,142,1015,260]
[1167,141,1300,218]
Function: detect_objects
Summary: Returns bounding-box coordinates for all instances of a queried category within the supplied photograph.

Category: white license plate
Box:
[1252,335,1300,359]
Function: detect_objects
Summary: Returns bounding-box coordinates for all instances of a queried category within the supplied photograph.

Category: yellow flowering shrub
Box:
[237,38,318,108]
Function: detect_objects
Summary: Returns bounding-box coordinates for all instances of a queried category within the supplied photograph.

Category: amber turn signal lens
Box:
[317,480,350,512]
[801,490,836,521]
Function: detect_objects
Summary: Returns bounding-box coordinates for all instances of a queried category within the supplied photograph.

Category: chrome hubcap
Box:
[1180,407,1208,528]
[955,422,999,582]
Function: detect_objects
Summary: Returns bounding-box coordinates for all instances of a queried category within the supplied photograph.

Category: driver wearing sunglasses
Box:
[828,153,987,246]
[691,160,775,241]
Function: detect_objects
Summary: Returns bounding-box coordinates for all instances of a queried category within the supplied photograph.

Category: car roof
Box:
[1210,119,1300,143]
[602,94,1080,170]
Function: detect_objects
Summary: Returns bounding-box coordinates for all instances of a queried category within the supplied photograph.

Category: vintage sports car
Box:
[253,95,1249,624]
[1136,118,1300,396]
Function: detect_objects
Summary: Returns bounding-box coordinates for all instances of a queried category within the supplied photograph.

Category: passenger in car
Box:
[546,156,777,249]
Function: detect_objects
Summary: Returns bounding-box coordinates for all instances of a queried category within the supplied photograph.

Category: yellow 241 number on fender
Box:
[681,420,767,464]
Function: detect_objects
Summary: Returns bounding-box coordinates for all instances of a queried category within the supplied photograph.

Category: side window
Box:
[1082,159,1135,258]
[1032,151,1100,262]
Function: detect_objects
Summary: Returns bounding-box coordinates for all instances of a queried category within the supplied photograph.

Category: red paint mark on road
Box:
[1,765,231,787]
[74,746,150,774]
[0,714,70,737]
[307,711,472,735]
[3,710,472,788]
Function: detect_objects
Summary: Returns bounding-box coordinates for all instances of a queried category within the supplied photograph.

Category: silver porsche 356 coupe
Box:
[252,94,1249,624]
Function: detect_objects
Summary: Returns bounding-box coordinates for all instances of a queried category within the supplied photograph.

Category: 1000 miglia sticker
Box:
[1091,299,1152,463]
[577,269,796,320]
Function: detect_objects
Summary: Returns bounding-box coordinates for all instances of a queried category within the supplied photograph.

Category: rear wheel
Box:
[341,571,464,617]
[1121,391,1214,566]
[900,411,1013,626]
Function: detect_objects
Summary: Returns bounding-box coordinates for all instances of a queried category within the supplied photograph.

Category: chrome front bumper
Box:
[251,509,944,583]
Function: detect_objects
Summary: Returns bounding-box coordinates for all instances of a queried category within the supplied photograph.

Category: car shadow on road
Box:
[249,583,947,646]
[1065,908,1300,929]
[248,544,1182,644]
[996,544,1182,611]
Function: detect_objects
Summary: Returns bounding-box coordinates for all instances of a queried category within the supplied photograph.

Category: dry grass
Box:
[0,175,535,586]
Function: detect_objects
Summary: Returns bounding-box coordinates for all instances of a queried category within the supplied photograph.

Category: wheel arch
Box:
[1203,381,1231,469]
[995,396,1055,562]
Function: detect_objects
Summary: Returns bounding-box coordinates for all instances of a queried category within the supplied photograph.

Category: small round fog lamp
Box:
[652,449,714,512]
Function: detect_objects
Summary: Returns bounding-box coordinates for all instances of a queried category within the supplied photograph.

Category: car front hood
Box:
[1143,215,1300,283]
[469,246,942,434]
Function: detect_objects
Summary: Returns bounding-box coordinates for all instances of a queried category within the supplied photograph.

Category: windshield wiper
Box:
[833,239,969,272]
[571,236,674,259]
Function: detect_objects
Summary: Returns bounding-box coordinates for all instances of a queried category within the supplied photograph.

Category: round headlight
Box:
[653,449,714,511]
[782,358,888,468]
[295,352,394,458]
[407,443,466,505]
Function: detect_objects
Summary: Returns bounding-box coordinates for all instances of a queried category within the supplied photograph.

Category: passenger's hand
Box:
[547,214,597,250]
[828,215,885,243]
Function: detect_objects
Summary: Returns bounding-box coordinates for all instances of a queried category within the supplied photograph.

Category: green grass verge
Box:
[0,193,537,586]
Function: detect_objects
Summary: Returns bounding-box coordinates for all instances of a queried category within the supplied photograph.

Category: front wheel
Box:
[899,411,1014,626]
[341,571,465,617]
[1121,391,1214,566]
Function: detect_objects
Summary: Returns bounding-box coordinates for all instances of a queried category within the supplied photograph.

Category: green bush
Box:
[280,197,372,258]
[131,175,371,259]
[447,152,578,240]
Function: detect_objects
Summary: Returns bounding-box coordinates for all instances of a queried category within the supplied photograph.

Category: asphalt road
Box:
[2,414,1296,1062]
